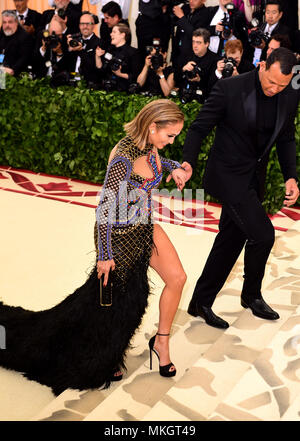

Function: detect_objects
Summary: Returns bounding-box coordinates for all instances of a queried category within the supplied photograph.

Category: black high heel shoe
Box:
[148,333,176,378]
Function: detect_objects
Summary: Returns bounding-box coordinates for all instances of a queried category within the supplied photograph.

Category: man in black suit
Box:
[181,48,299,328]
[39,0,81,35]
[171,0,211,69]
[100,1,130,51]
[13,0,41,37]
[0,9,33,76]
[248,0,291,66]
[67,11,101,86]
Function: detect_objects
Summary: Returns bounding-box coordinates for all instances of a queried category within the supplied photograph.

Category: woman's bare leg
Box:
[149,224,187,370]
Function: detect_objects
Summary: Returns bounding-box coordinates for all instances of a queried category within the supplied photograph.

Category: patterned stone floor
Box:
[0,166,299,421]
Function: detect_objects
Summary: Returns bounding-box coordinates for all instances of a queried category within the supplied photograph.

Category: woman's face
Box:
[111,26,125,46]
[148,121,184,150]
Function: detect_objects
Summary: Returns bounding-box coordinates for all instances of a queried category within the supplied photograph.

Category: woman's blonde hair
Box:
[124,99,184,149]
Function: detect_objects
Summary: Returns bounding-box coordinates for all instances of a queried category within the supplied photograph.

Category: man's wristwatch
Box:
[158,74,165,79]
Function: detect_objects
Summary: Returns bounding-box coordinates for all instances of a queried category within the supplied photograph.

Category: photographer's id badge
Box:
[0,54,6,90]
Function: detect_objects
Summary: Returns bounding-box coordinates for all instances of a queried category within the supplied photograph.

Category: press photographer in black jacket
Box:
[67,11,101,86]
[95,23,141,92]
[172,0,211,69]
[175,28,220,103]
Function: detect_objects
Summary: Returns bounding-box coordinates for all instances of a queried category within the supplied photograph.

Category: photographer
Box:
[33,18,70,85]
[207,0,248,56]
[95,23,141,92]
[248,0,290,66]
[175,28,221,103]
[137,40,175,97]
[67,11,101,86]
[0,10,33,76]
[172,0,211,69]
[100,1,130,51]
[214,39,254,80]
[39,0,81,35]
[13,0,42,38]
[135,0,171,60]
[266,33,291,59]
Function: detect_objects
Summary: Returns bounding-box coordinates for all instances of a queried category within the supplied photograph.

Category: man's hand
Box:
[23,24,35,35]
[284,178,299,207]
[95,46,105,58]
[217,59,225,75]
[173,5,184,19]
[183,61,196,72]
[4,67,14,76]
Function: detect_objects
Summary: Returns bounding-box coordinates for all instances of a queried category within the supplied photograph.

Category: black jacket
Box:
[172,5,211,67]
[39,4,81,34]
[0,25,33,75]
[183,69,299,204]
[68,33,101,85]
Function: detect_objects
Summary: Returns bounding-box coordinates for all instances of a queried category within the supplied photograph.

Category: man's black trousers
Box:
[191,187,275,307]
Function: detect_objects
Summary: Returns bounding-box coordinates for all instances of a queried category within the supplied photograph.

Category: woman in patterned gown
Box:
[0,99,189,396]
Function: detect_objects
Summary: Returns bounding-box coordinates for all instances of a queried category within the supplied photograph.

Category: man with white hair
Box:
[0,10,33,76]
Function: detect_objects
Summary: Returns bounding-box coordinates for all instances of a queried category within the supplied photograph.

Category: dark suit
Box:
[16,8,42,33]
[0,25,33,75]
[183,69,299,306]
[39,4,81,34]
[68,33,101,85]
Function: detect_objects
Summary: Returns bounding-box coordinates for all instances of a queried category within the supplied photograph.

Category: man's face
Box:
[192,36,209,57]
[2,15,18,36]
[104,13,120,28]
[79,14,94,38]
[226,49,242,66]
[13,0,28,13]
[266,39,281,58]
[265,4,283,26]
[189,0,206,10]
[54,0,70,9]
[220,0,232,8]
[259,61,292,97]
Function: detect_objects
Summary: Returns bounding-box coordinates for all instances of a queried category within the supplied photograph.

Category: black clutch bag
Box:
[100,274,113,306]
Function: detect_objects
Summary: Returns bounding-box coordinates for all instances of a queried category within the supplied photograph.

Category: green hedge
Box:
[0,75,299,214]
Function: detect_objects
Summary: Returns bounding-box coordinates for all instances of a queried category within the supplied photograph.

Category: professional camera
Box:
[55,7,67,20]
[183,64,201,81]
[146,38,164,71]
[103,78,118,91]
[42,30,61,49]
[128,83,141,94]
[110,56,124,72]
[69,33,84,48]
[222,57,237,78]
[179,83,203,104]
[216,3,236,39]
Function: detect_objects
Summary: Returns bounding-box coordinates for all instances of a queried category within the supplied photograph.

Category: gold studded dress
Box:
[0,136,182,396]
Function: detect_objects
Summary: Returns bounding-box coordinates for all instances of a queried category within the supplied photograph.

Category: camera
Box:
[110,56,124,72]
[216,3,236,39]
[183,64,201,81]
[56,7,67,20]
[222,57,237,78]
[146,38,164,71]
[179,83,203,104]
[103,78,117,92]
[69,33,84,48]
[42,30,61,49]
[248,17,271,47]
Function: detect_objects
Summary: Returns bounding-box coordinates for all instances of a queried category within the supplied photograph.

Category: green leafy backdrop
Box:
[0,75,299,213]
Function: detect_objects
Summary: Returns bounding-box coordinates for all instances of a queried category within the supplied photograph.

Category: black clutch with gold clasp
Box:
[100,274,113,306]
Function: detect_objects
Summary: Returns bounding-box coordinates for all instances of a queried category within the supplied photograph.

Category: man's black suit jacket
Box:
[68,33,101,84]
[39,4,81,34]
[183,69,299,204]
[0,26,33,75]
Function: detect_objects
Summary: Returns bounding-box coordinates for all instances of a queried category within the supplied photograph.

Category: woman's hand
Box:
[97,259,116,286]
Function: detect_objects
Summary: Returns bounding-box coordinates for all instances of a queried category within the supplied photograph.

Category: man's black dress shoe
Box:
[188,302,229,329]
[241,297,280,320]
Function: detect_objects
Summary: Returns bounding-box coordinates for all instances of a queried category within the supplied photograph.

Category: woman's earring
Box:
[151,130,155,134]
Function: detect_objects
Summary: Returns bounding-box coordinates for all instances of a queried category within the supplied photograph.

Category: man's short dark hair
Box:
[270,34,291,49]
[266,47,297,75]
[102,1,122,19]
[266,0,282,12]
[193,28,210,45]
